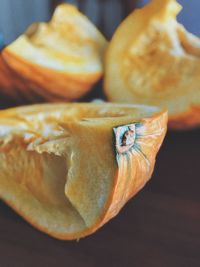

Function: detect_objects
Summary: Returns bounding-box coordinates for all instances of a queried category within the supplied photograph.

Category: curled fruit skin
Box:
[104,0,200,130]
[0,103,167,240]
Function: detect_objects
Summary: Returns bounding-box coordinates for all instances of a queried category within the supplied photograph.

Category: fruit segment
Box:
[104,0,200,130]
[1,4,107,102]
[0,103,167,239]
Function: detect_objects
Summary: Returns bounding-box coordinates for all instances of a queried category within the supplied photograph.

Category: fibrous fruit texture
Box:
[0,103,167,239]
[105,0,200,130]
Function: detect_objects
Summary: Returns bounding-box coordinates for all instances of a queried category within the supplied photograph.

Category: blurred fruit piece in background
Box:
[104,0,200,130]
[0,4,107,104]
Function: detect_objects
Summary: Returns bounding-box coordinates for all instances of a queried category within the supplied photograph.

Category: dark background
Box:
[0,1,200,266]
[0,0,200,43]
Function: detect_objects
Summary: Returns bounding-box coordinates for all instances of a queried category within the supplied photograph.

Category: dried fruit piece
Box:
[104,0,200,130]
[2,4,107,102]
[0,103,167,239]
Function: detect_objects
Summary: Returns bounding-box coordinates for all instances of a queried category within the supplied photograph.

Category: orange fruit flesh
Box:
[0,103,167,239]
[104,0,200,129]
[1,4,107,101]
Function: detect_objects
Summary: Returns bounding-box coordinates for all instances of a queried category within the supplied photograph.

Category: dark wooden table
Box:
[0,127,199,267]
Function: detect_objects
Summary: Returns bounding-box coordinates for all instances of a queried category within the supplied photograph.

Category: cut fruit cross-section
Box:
[104,0,200,130]
[1,4,107,102]
[0,103,167,240]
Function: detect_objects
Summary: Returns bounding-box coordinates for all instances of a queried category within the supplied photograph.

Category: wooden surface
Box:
[0,128,199,267]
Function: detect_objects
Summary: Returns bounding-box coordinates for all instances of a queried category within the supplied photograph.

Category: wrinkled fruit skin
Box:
[0,103,167,239]
[104,0,200,130]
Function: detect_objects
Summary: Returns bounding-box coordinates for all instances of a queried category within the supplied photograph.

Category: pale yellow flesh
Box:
[105,0,200,117]
[0,103,166,239]
[0,150,86,236]
[5,4,107,74]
